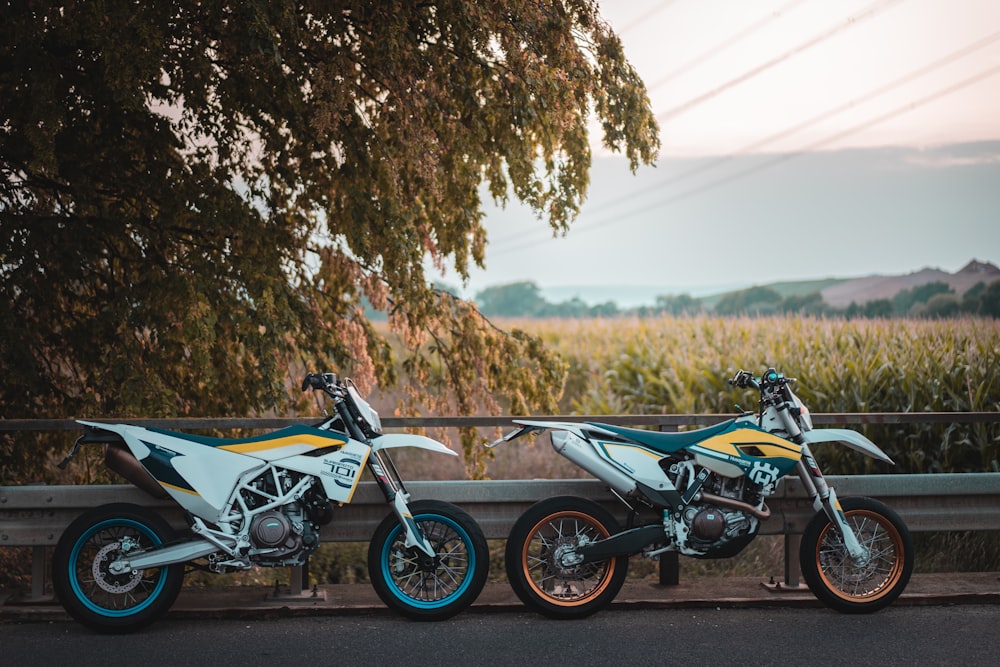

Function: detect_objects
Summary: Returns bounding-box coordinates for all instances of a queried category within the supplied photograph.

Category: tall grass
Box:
[511,315,1000,474]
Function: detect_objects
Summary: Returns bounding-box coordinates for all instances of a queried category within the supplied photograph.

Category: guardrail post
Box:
[31,547,46,601]
[658,551,679,586]
[288,565,301,595]
[784,534,801,588]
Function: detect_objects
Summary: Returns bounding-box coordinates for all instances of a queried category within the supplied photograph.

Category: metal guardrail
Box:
[3,473,999,599]
[3,475,1000,543]
[2,412,997,432]
[2,413,998,600]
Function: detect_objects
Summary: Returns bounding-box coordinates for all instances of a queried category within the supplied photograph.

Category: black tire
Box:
[800,496,913,614]
[505,496,628,619]
[368,500,488,621]
[52,503,185,633]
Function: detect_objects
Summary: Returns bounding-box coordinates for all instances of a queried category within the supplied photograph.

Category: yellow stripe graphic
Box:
[161,481,200,496]
[700,431,802,460]
[219,434,346,454]
[604,443,662,460]
[740,443,802,460]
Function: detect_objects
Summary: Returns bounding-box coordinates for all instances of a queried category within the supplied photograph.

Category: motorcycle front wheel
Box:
[368,499,488,621]
[505,496,628,619]
[800,496,913,614]
[52,503,185,633]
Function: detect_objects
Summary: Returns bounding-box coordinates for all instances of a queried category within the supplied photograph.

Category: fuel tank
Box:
[687,423,802,485]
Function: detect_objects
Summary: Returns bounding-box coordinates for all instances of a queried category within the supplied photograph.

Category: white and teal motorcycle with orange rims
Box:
[53,372,488,632]
[491,368,913,618]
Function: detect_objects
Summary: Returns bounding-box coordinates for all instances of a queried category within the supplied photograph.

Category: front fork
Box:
[795,446,869,564]
[368,448,437,559]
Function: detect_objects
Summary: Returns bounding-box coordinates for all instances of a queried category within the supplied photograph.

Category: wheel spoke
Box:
[74,525,166,611]
[818,511,902,599]
[386,519,471,602]
[525,513,611,602]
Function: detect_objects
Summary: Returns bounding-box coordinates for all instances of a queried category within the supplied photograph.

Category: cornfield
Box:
[512,315,1000,475]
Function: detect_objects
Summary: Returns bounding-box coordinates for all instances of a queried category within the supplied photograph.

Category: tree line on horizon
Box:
[472,280,1000,319]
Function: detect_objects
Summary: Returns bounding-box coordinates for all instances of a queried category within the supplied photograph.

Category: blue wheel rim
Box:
[67,518,169,617]
[379,513,476,609]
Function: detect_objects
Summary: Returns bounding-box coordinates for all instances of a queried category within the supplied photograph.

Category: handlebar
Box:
[301,372,340,396]
[728,369,759,390]
[729,367,796,392]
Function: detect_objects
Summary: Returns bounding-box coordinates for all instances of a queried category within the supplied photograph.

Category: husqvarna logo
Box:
[322,454,361,489]
[748,461,780,487]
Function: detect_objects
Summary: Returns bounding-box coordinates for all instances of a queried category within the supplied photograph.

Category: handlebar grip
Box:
[729,370,752,388]
[301,373,327,392]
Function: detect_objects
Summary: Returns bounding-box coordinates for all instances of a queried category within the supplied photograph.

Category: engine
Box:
[681,503,754,556]
[248,505,312,564]
[661,458,766,558]
[237,469,334,567]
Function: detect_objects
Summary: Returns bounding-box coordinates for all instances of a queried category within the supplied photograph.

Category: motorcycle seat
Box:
[586,418,737,454]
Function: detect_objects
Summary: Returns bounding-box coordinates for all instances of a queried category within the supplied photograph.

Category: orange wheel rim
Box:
[815,510,906,603]
[520,510,618,607]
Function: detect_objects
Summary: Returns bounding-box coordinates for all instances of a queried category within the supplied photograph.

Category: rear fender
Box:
[77,420,151,459]
[488,420,620,448]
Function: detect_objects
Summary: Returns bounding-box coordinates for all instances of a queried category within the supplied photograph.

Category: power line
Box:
[571,65,1000,239]
[617,1,681,36]
[489,63,1000,258]
[646,0,807,92]
[489,0,907,249]
[656,0,904,123]
[564,27,1000,223]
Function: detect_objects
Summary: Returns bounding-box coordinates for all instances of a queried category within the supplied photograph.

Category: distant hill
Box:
[700,278,847,310]
[819,260,1000,308]
[503,259,1000,313]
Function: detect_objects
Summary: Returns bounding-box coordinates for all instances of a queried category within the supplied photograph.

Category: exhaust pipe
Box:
[700,491,771,521]
[551,431,639,497]
[104,442,169,499]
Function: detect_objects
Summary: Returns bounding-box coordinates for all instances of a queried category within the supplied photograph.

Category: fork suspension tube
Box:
[795,456,824,511]
[368,449,405,501]
[367,449,435,558]
[796,447,867,561]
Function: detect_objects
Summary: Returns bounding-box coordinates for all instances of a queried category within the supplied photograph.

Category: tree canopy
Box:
[0,1,658,477]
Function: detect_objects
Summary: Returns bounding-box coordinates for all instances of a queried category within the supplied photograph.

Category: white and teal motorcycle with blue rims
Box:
[491,368,913,618]
[53,372,488,632]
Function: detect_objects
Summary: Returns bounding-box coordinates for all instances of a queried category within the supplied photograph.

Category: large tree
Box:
[0,0,658,477]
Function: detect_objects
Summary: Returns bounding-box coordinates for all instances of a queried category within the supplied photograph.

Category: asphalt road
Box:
[3,604,999,666]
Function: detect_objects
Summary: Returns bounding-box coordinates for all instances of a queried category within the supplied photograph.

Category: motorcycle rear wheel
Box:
[52,503,185,633]
[800,496,913,614]
[505,496,628,619]
[368,499,488,621]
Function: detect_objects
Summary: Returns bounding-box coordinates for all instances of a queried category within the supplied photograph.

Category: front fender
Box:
[801,428,894,465]
[370,433,458,457]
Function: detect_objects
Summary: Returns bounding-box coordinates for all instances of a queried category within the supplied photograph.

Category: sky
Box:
[433,0,1000,305]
